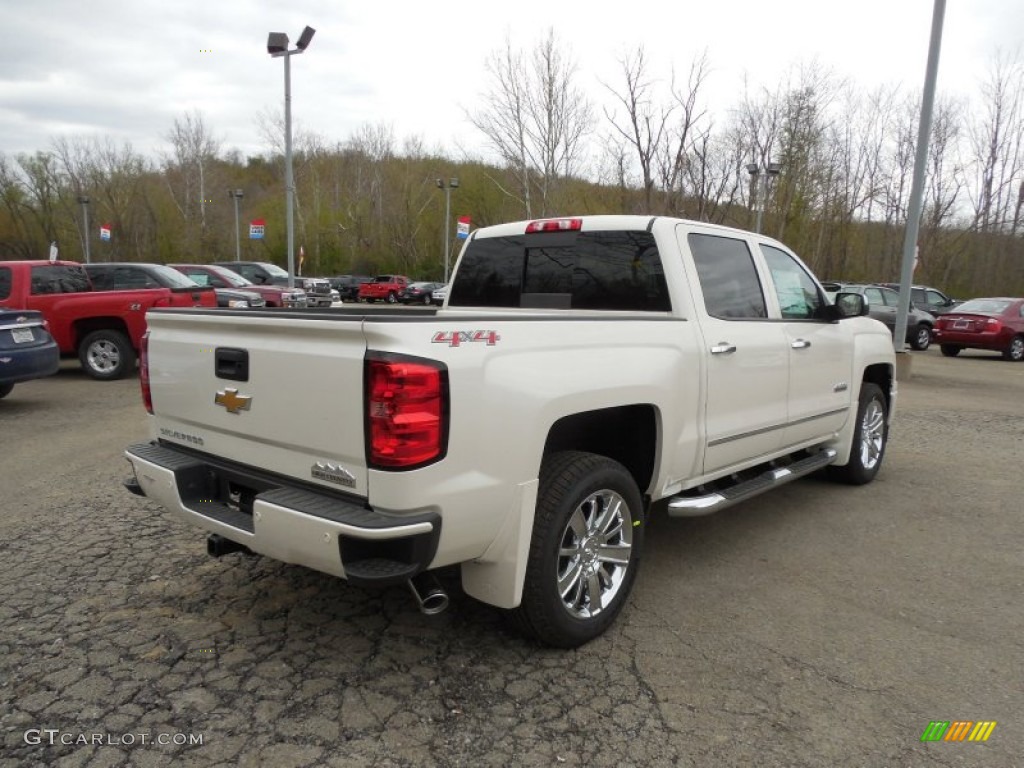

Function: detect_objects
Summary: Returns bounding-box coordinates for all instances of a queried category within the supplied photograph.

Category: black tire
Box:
[78,329,136,380]
[910,324,931,351]
[387,292,398,304]
[1002,335,1024,362]
[423,294,432,305]
[827,383,888,485]
[940,345,962,357]
[511,451,644,648]
[0,382,13,399]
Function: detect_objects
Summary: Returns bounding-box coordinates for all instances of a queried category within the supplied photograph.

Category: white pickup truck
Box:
[124,215,896,647]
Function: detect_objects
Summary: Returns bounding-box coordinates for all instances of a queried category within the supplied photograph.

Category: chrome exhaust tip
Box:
[407,573,449,615]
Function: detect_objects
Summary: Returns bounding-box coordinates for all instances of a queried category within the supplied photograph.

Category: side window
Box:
[925,289,945,307]
[759,245,825,319]
[688,233,767,319]
[863,287,885,307]
[115,267,156,289]
[184,271,211,287]
[31,266,91,294]
[0,267,10,299]
[879,288,901,307]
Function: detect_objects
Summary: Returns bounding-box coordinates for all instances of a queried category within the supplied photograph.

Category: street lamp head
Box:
[77,195,90,205]
[449,178,459,188]
[746,163,760,176]
[435,178,443,189]
[267,32,289,54]
[234,189,244,199]
[296,26,316,51]
[766,162,783,175]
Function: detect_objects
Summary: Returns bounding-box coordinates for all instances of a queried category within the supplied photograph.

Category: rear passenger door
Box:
[682,230,790,475]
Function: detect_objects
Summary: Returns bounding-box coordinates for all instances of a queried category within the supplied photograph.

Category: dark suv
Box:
[327,275,373,302]
[877,283,961,316]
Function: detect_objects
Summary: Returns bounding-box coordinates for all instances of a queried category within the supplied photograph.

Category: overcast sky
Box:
[1,0,1020,164]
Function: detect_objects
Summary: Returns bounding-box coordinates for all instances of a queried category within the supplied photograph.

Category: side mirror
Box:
[834,292,869,319]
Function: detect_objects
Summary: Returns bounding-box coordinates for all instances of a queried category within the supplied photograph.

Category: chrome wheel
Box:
[858,397,885,470]
[87,339,121,374]
[556,489,633,619]
[514,451,644,647]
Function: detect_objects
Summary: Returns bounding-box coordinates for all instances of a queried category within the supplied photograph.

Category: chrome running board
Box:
[667,448,837,517]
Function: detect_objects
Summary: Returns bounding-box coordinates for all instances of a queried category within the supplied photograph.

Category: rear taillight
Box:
[366,355,447,469]
[526,218,583,233]
[140,331,152,414]
[985,318,1001,332]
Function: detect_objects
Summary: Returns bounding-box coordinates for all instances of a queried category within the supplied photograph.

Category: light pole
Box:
[745,161,783,234]
[267,25,315,288]
[228,189,244,261]
[435,177,459,283]
[77,195,91,263]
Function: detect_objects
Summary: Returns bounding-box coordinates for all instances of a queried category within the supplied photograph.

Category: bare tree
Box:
[602,47,674,212]
[469,29,593,217]
[162,111,219,231]
[965,51,1024,234]
[658,50,711,214]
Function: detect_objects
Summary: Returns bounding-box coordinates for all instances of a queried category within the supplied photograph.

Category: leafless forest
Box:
[2,34,1021,297]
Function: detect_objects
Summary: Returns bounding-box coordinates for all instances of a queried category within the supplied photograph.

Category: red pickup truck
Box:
[0,260,215,380]
[357,274,410,303]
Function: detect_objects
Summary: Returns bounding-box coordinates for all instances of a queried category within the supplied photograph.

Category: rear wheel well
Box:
[72,317,132,350]
[543,405,657,498]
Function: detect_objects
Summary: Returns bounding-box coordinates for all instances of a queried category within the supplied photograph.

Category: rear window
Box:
[0,267,10,300]
[956,299,1011,314]
[448,230,670,311]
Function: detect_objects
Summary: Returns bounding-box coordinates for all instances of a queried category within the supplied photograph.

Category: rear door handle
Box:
[791,339,812,349]
[710,343,737,355]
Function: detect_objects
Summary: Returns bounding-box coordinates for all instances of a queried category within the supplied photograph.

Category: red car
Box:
[932,297,1024,361]
[358,275,409,303]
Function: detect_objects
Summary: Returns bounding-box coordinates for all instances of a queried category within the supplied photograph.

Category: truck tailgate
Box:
[146,310,369,497]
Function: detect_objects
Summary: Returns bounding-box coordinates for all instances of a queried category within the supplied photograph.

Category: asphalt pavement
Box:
[1,349,1021,767]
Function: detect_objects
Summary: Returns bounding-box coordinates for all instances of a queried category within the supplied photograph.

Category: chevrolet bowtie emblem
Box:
[214,388,252,414]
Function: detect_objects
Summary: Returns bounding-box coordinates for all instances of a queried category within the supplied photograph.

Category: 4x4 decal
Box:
[432,330,501,347]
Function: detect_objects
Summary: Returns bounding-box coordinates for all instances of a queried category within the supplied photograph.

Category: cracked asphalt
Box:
[1,349,1021,767]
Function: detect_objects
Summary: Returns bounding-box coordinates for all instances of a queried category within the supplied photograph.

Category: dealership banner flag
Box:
[249,219,265,239]
[99,224,111,241]
[456,216,470,240]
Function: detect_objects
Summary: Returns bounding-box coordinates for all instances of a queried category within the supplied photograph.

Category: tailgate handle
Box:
[215,347,249,381]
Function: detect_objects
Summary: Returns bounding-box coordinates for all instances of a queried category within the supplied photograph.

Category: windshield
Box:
[261,263,290,277]
[148,264,207,289]
[209,266,253,287]
[956,299,1011,314]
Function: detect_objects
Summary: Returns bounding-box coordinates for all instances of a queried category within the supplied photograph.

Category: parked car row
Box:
[824,279,1023,362]
[822,282,936,350]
